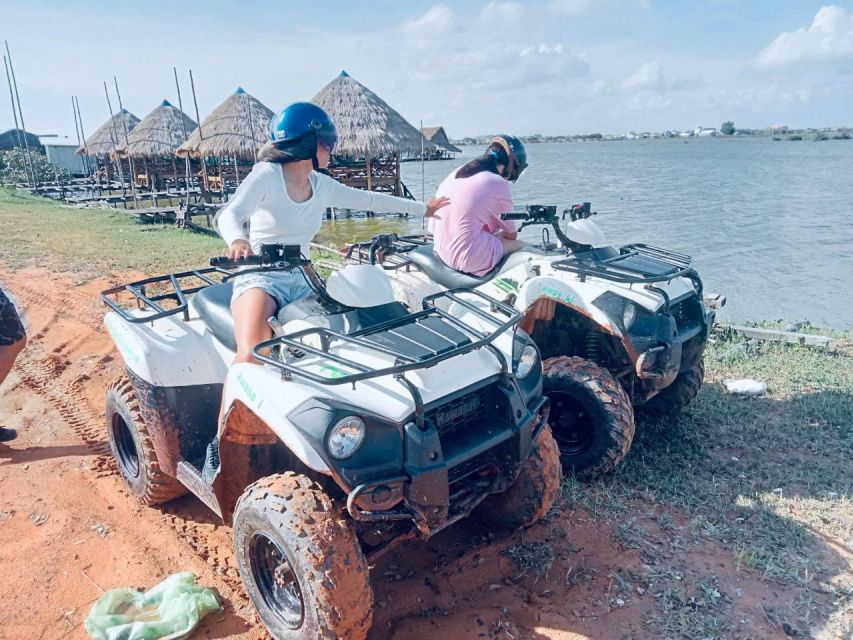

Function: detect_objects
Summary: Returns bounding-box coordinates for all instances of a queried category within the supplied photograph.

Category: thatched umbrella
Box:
[115,100,196,159]
[176,87,272,161]
[312,71,431,157]
[77,109,140,158]
[311,71,432,195]
[75,108,139,186]
[114,100,197,191]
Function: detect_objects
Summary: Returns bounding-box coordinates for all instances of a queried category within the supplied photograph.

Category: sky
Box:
[1,1,852,138]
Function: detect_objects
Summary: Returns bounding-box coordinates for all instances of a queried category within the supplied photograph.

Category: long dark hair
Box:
[455,141,510,180]
[257,136,317,164]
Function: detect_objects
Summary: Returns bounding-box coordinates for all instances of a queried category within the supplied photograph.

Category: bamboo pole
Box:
[365,148,372,191]
[188,69,210,203]
[113,77,138,203]
[103,81,126,198]
[74,96,93,185]
[244,90,257,163]
[2,55,25,176]
[71,96,87,178]
[420,120,426,230]
[4,42,36,188]
[173,67,192,199]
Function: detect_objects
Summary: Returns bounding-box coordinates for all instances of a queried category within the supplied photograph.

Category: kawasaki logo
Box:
[434,395,481,428]
[540,284,575,304]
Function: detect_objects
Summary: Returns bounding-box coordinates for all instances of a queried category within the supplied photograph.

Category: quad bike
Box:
[100,241,559,640]
[346,203,720,479]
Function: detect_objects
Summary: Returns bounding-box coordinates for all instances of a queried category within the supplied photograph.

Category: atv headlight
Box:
[623,303,637,330]
[515,344,539,379]
[327,416,365,459]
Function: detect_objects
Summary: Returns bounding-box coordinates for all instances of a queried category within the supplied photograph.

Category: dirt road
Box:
[0,266,848,639]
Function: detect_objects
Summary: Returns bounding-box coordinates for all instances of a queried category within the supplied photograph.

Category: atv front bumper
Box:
[345,394,550,537]
[633,297,715,390]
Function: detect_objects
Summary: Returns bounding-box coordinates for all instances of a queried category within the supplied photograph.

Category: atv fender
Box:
[515,276,640,363]
[221,363,331,474]
[104,312,229,387]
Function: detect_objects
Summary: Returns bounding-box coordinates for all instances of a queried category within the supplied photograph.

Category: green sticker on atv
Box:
[540,285,575,305]
[105,316,141,365]
[319,364,347,379]
[236,371,262,408]
[493,278,520,294]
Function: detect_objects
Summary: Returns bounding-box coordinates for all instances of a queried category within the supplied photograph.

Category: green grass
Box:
[563,328,853,637]
[0,187,225,276]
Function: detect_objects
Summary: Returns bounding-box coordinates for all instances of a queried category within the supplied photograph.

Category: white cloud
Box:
[549,0,590,15]
[758,5,853,66]
[401,5,454,38]
[480,1,524,25]
[622,62,665,92]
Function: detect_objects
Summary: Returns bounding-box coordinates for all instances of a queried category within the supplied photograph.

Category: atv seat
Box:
[192,281,413,353]
[192,282,237,351]
[408,245,530,290]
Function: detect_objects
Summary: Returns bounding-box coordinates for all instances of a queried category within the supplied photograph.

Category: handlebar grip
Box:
[210,255,263,267]
[500,213,529,220]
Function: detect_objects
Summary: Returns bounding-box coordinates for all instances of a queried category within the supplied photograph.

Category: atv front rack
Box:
[552,243,696,285]
[252,289,518,393]
[101,267,234,323]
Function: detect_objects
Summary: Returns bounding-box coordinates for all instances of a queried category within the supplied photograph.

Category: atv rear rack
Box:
[101,267,234,323]
[252,289,519,394]
[552,243,696,285]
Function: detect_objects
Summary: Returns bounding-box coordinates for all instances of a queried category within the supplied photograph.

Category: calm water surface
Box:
[317,138,853,329]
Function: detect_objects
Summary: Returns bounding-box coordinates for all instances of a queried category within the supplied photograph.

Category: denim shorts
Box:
[0,286,26,346]
[230,270,313,312]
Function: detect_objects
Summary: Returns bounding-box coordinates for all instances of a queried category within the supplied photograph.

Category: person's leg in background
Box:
[0,287,27,442]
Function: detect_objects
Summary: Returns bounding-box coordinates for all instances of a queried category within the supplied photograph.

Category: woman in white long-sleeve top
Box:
[215,101,448,376]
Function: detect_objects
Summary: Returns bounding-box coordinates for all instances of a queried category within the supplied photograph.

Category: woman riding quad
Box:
[213,102,449,426]
[428,135,528,275]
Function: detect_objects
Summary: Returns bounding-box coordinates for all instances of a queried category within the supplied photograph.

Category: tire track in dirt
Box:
[17,344,111,458]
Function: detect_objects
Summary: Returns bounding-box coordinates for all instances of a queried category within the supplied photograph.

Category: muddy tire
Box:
[639,358,705,418]
[233,472,373,640]
[476,425,562,530]
[543,356,635,479]
[105,376,187,505]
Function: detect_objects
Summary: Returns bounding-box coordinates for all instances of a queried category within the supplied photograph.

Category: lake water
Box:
[317,138,853,329]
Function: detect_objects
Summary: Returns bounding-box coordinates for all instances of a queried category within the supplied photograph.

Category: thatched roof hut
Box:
[176,88,273,161]
[115,100,196,159]
[77,109,140,157]
[422,126,462,154]
[311,71,433,158]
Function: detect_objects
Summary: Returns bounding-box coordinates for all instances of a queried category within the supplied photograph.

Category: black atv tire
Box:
[543,356,635,480]
[233,472,373,640]
[105,376,187,505]
[475,425,562,530]
[639,358,705,418]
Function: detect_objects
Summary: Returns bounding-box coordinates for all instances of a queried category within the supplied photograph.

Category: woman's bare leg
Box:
[217,288,276,433]
[0,335,27,387]
[498,236,527,256]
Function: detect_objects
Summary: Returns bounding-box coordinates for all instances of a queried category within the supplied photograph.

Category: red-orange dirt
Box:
[0,267,847,639]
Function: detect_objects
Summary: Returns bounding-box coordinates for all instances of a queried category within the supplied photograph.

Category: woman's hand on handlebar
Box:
[226,239,253,261]
[424,196,450,219]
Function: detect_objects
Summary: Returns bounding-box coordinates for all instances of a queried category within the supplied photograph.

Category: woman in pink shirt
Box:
[429,135,528,276]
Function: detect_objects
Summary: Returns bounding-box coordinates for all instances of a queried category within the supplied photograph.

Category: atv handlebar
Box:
[500,212,530,221]
[209,243,309,269]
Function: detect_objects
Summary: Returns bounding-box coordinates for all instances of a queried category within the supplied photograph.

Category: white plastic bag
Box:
[84,572,221,640]
[724,379,767,396]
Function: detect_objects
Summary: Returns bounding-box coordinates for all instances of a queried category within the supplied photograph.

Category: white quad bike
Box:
[100,242,559,640]
[346,203,720,479]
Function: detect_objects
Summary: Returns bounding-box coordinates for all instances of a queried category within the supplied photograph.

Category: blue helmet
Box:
[269,102,338,154]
